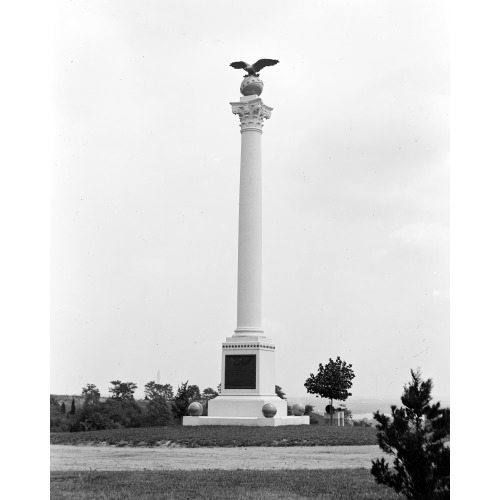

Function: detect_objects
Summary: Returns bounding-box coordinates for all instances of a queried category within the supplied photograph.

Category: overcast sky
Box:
[51,0,449,400]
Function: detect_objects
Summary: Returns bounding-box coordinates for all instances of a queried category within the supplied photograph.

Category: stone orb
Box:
[325,405,335,415]
[262,403,277,418]
[240,76,264,96]
[292,403,305,416]
[188,402,203,416]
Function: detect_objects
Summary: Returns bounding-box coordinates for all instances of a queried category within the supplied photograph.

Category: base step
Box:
[183,416,310,427]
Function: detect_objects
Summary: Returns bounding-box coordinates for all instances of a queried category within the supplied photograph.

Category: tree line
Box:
[50,381,318,432]
[50,380,219,432]
[50,355,357,432]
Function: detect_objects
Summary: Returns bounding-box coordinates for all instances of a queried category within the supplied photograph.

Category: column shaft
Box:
[236,129,263,334]
[230,96,272,337]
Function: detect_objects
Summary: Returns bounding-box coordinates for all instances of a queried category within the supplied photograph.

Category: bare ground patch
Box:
[51,444,386,471]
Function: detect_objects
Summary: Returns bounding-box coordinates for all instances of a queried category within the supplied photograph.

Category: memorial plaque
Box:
[224,354,256,389]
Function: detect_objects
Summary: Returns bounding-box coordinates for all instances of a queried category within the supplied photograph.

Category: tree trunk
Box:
[330,398,333,426]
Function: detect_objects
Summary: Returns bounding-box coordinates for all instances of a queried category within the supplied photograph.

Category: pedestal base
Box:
[183,416,310,427]
[208,394,287,417]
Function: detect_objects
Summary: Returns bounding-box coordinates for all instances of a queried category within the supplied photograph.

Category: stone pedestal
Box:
[207,335,287,418]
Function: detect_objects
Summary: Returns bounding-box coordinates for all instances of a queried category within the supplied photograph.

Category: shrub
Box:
[70,405,114,432]
[202,387,218,400]
[144,399,173,426]
[309,414,320,425]
[69,398,144,432]
[105,399,143,428]
[353,419,372,427]
[50,396,75,432]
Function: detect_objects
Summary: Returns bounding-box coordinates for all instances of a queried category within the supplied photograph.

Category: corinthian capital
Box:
[230,97,273,133]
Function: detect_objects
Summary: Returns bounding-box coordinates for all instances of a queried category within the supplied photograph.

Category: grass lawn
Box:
[50,424,378,447]
[51,469,400,499]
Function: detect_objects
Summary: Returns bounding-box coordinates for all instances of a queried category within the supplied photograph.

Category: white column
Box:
[230,96,272,337]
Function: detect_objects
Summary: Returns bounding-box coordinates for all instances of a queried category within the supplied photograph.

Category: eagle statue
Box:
[229,59,279,77]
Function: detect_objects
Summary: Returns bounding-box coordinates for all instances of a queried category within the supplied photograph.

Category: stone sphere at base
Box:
[325,405,335,415]
[240,76,264,96]
[262,403,277,418]
[292,403,305,416]
[188,402,203,416]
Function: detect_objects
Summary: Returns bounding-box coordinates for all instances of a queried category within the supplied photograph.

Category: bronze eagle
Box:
[229,59,279,77]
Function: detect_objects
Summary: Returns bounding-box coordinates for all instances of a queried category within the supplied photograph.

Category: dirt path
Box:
[51,445,385,471]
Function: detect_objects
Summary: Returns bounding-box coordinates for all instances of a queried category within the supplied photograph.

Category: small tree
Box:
[109,381,138,401]
[144,381,174,426]
[69,398,76,415]
[202,387,218,400]
[186,384,201,402]
[275,385,286,400]
[60,402,66,414]
[343,407,353,424]
[304,356,355,426]
[371,369,450,499]
[144,381,173,401]
[82,383,101,406]
[99,381,141,427]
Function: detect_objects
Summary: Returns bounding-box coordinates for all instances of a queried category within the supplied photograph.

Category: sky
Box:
[50,0,449,401]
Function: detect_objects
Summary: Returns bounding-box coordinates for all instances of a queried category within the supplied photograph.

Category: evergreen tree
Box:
[69,398,76,415]
[371,369,450,499]
[171,381,200,419]
[304,356,355,425]
[275,385,286,399]
[60,402,66,414]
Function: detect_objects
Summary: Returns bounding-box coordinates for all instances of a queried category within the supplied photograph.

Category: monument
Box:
[183,60,309,426]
